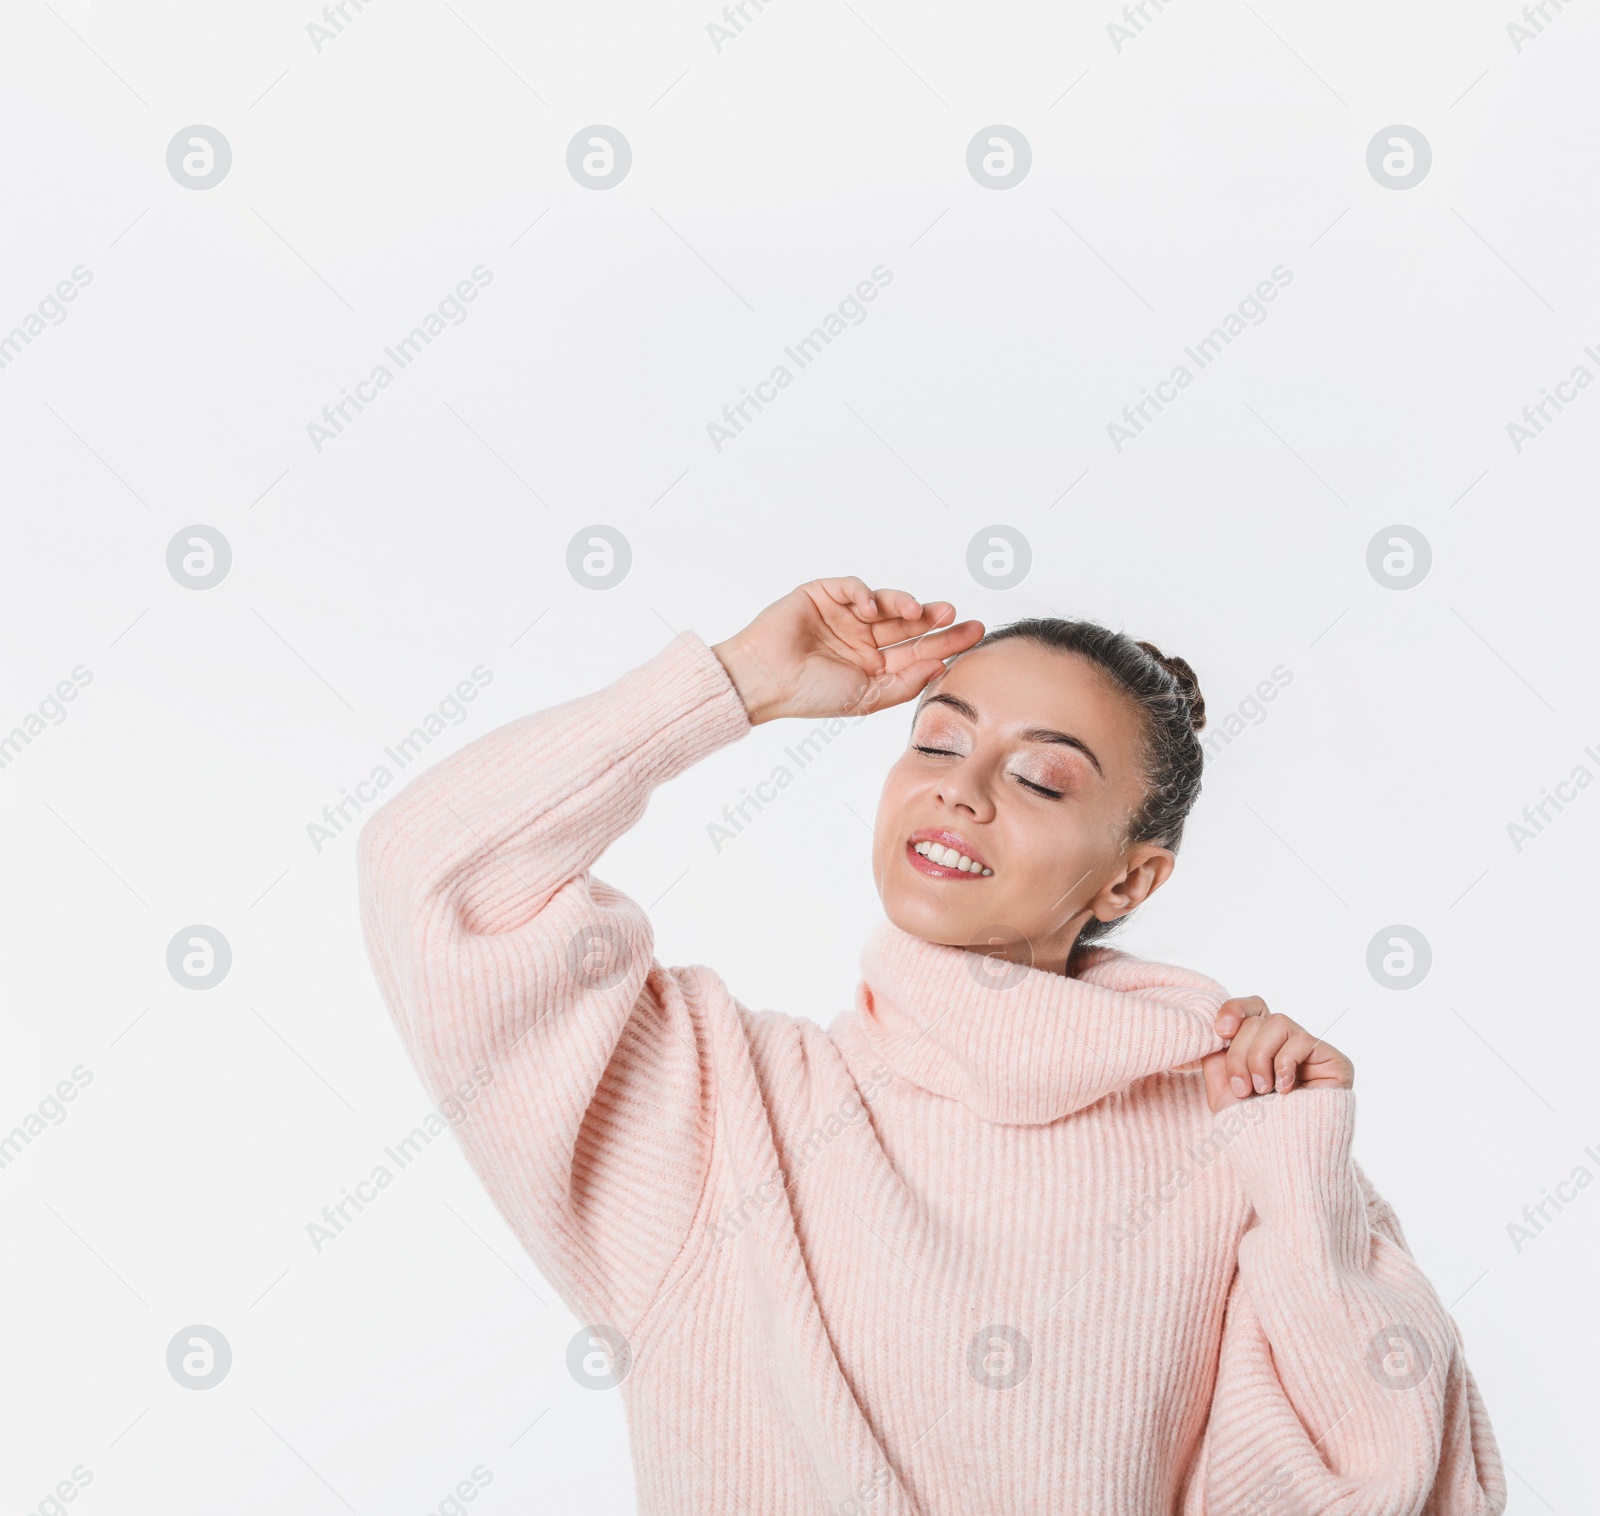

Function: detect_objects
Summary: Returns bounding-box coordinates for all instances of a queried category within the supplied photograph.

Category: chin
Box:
[881,889,979,949]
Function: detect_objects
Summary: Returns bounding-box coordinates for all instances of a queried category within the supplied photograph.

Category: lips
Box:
[906,827,993,878]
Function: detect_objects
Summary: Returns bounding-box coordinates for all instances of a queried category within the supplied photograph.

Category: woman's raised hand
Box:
[711,577,985,726]
[1201,996,1356,1113]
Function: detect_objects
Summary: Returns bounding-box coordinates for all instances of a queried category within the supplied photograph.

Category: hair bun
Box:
[1134,641,1207,733]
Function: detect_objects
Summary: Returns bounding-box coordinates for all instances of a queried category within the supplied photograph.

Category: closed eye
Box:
[914,745,1064,800]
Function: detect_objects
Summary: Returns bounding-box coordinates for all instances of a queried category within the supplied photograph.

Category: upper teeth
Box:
[914,841,992,875]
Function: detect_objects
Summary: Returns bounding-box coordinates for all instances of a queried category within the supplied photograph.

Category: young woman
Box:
[357,577,1506,1515]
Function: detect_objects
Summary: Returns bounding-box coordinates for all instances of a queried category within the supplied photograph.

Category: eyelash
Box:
[911,745,1064,800]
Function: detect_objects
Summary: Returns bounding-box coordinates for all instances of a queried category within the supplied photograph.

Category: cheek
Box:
[1069,803,1128,861]
[879,752,942,813]
[994,808,1115,897]
[873,761,916,850]
[876,760,910,818]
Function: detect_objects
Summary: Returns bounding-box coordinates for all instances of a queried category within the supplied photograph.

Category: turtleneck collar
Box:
[854,918,1232,1126]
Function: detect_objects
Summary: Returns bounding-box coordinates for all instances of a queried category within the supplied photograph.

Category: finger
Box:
[1201,1049,1235,1113]
[1243,1017,1310,1094]
[1224,1016,1292,1099]
[816,576,880,619]
[1221,1018,1255,1098]
[1269,1028,1321,1093]
[867,587,928,624]
[1296,1039,1355,1089]
[868,599,957,648]
[813,583,947,652]
[857,587,951,645]
[1214,995,1268,1038]
[849,658,952,715]
[883,618,985,672]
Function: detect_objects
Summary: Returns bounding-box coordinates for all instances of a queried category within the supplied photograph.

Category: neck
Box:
[852,917,1230,1125]
[955,909,1099,979]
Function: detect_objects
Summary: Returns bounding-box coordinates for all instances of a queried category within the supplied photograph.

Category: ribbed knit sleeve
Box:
[356,630,751,1332]
[1180,1088,1508,1516]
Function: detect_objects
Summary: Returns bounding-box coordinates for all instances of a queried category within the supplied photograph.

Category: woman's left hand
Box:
[1202,997,1355,1113]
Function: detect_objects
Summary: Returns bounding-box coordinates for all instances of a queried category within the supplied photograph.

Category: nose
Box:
[934,762,996,823]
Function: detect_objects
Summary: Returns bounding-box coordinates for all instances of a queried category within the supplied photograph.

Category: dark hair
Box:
[916,617,1207,948]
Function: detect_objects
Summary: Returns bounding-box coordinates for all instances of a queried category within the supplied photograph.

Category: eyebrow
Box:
[914,692,1105,777]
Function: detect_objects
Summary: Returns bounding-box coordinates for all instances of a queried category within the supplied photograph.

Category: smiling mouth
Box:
[907,837,993,878]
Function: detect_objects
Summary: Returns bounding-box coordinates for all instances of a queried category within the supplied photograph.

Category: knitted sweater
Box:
[356,630,1508,1516]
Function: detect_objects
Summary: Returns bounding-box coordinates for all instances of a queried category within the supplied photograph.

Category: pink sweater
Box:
[357,630,1507,1516]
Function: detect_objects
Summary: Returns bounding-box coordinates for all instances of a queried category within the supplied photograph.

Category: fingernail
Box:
[1230,1076,1249,1098]
[1253,1073,1270,1093]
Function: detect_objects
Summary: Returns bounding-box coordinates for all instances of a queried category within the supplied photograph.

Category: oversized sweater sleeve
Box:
[1179,1087,1508,1516]
[356,629,751,1333]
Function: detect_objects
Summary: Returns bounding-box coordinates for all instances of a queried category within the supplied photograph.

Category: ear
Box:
[1088,843,1176,924]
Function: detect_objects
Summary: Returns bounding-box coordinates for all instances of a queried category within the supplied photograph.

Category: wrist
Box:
[711,635,784,726]
[1221,1087,1362,1255]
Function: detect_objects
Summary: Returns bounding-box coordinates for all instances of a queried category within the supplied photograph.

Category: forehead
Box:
[924,639,1137,730]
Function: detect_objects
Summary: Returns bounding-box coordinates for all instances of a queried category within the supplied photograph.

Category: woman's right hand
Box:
[711,577,985,726]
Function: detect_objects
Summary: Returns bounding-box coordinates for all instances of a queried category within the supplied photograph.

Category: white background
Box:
[1,0,1595,1511]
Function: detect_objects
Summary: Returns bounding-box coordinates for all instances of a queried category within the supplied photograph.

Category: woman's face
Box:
[871,639,1177,976]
